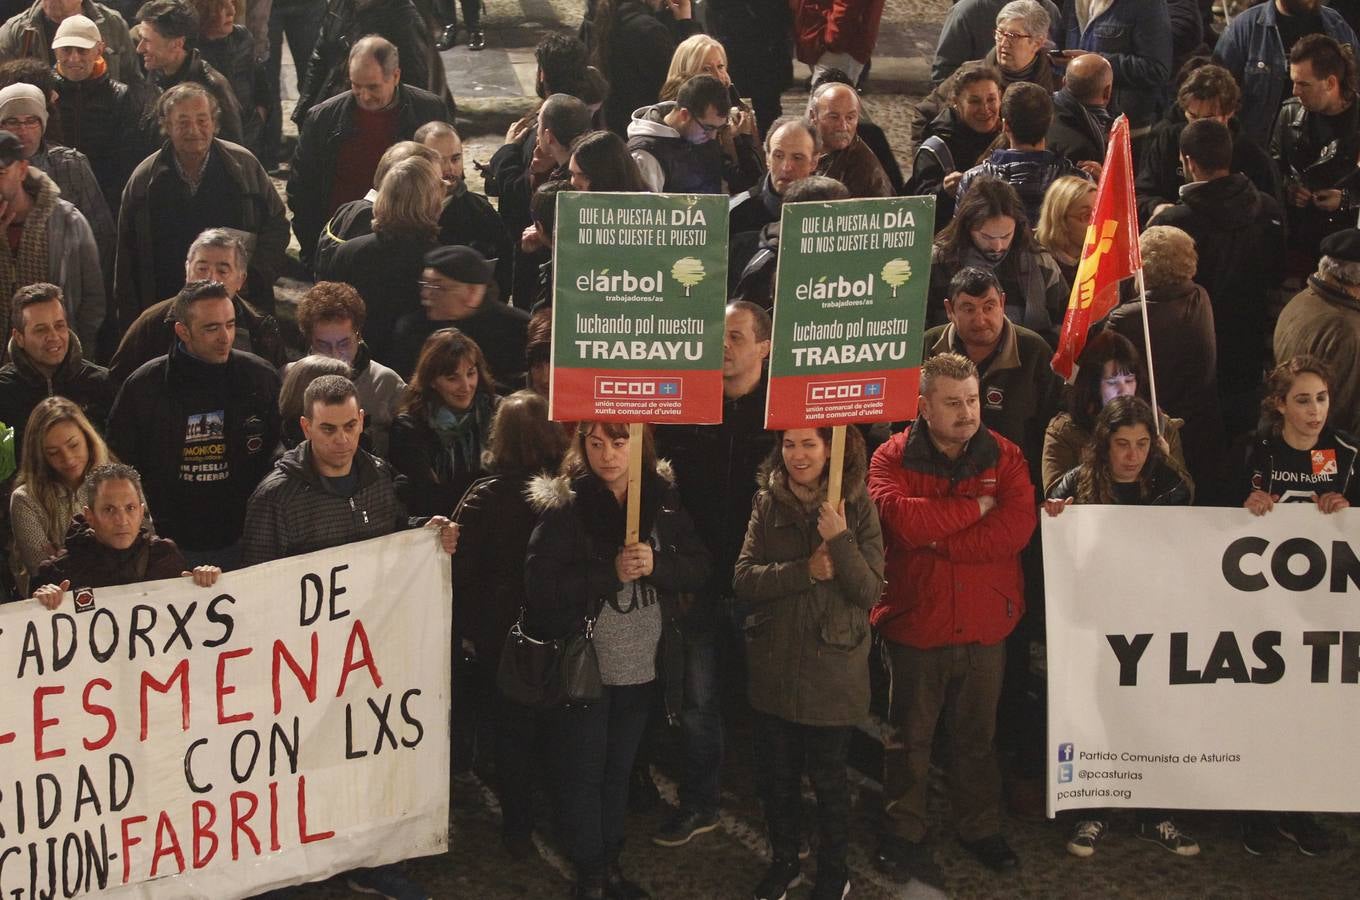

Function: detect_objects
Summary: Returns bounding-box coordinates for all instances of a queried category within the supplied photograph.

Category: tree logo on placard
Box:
[671,257,706,296]
[881,259,912,297]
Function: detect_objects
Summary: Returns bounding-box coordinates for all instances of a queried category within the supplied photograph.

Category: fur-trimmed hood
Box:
[525,458,676,513]
[754,439,869,513]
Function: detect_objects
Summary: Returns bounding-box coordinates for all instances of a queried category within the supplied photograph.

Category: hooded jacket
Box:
[627,102,725,194]
[115,139,288,329]
[107,346,281,552]
[956,147,1091,228]
[524,462,710,720]
[36,516,186,591]
[1135,112,1282,226]
[1274,275,1360,437]
[108,292,286,386]
[733,443,884,726]
[0,0,143,88]
[241,441,416,566]
[868,421,1035,650]
[0,333,112,459]
[1148,173,1285,400]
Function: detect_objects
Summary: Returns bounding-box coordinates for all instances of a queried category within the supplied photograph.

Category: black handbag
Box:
[496,607,603,708]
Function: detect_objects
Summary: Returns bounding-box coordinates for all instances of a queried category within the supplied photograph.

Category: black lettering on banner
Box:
[269,718,300,776]
[1105,633,1152,685]
[74,766,102,821]
[51,615,77,672]
[1222,536,1268,591]
[1344,632,1360,684]
[1303,631,1340,682]
[400,689,424,748]
[90,607,119,663]
[1202,631,1249,683]
[129,604,157,659]
[301,567,354,626]
[37,773,61,829]
[1251,631,1285,683]
[328,565,351,621]
[344,703,367,760]
[231,729,262,783]
[204,593,236,647]
[110,753,134,811]
[1332,541,1360,592]
[164,601,198,653]
[1271,538,1327,592]
[186,737,213,793]
[368,694,398,754]
[1169,632,1198,684]
[19,620,43,677]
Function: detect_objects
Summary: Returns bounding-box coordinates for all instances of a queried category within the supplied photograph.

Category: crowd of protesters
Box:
[0,0,1355,898]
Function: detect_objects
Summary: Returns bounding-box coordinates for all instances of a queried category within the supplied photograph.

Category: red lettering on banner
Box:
[140,658,190,740]
[120,815,147,883]
[269,780,282,851]
[192,800,219,868]
[230,791,261,859]
[33,685,64,760]
[337,619,383,696]
[150,810,186,877]
[273,633,319,714]
[215,647,255,725]
[298,775,335,844]
[82,677,116,750]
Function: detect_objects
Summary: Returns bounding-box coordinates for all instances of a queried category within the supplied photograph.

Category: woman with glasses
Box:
[1035,174,1096,284]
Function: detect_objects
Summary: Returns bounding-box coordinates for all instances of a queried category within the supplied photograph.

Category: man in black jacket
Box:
[1046,53,1112,166]
[287,34,450,272]
[729,116,821,238]
[1150,118,1285,440]
[52,13,149,214]
[652,300,776,848]
[107,280,280,569]
[240,373,454,900]
[626,74,730,194]
[0,283,112,460]
[134,0,244,143]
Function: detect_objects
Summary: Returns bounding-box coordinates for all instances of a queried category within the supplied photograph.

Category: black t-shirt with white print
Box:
[1246,427,1360,506]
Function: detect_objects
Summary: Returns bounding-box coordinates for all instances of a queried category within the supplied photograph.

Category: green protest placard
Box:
[766,196,935,428]
[550,192,729,423]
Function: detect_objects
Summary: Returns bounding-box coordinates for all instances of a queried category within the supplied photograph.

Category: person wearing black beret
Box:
[389,245,530,385]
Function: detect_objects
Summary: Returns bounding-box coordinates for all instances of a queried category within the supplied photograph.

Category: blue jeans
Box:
[679,618,723,815]
[547,682,654,874]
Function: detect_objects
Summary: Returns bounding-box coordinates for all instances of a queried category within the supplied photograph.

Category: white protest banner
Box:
[0,529,451,899]
[1044,506,1359,816]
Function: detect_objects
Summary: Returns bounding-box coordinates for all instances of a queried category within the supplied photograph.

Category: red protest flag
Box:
[1050,115,1142,381]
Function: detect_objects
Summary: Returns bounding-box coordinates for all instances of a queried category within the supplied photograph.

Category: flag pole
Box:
[1133,267,1162,437]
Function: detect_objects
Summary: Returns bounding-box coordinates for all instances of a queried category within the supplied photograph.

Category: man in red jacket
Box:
[867,352,1036,880]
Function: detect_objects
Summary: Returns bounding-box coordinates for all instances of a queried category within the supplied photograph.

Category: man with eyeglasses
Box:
[391,245,527,383]
[626,73,731,194]
[0,82,116,290]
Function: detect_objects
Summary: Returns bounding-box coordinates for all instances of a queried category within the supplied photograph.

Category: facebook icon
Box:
[1058,742,1074,762]
[1058,763,1073,784]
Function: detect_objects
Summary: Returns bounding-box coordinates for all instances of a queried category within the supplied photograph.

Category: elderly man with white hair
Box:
[808,81,892,198]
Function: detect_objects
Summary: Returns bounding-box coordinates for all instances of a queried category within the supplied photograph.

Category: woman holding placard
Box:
[734,426,883,900]
[525,421,709,899]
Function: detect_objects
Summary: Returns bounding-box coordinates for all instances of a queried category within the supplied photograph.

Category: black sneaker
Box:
[1066,819,1107,858]
[873,835,943,887]
[1277,813,1332,857]
[1137,819,1200,856]
[1241,816,1278,856]
[653,809,719,847]
[958,834,1020,872]
[753,858,801,900]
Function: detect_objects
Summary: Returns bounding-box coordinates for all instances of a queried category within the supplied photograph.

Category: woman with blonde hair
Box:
[1035,175,1097,286]
[9,398,112,594]
[657,34,764,191]
[323,156,446,362]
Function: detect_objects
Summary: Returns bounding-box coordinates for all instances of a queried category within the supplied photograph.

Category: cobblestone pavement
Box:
[266,2,1360,896]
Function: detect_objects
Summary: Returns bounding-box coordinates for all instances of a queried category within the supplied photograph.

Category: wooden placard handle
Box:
[827,425,846,509]
[625,422,644,544]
